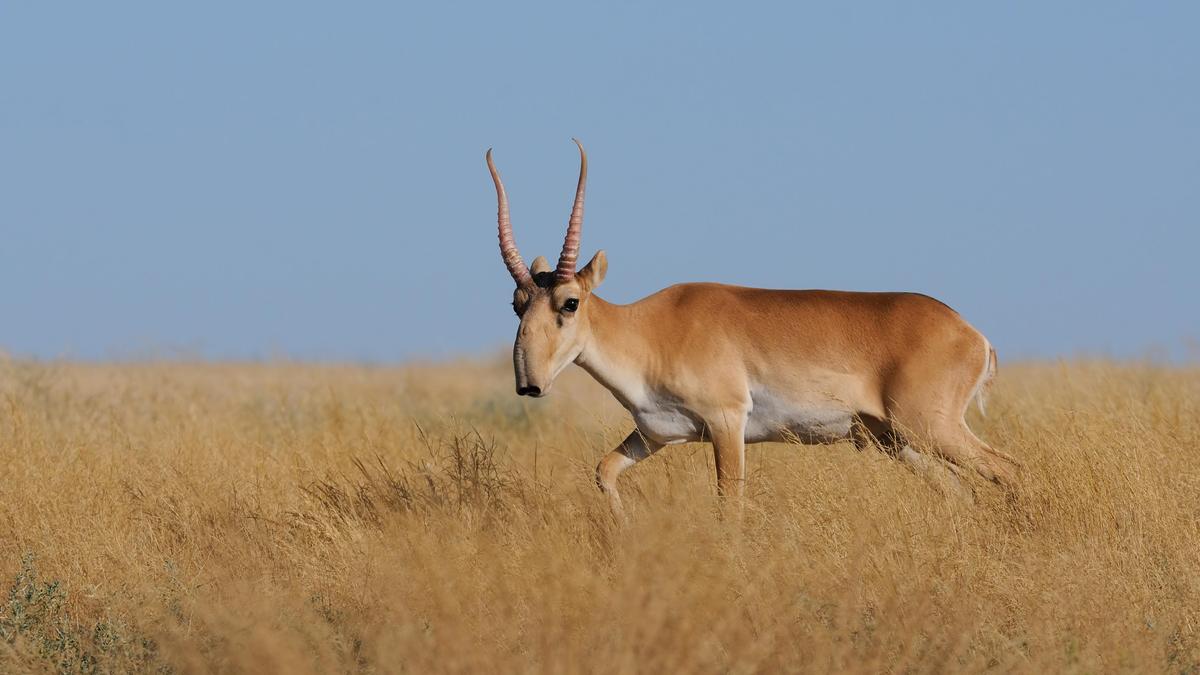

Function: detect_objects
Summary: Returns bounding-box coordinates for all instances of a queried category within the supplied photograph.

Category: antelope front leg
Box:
[709,417,747,499]
[596,430,663,516]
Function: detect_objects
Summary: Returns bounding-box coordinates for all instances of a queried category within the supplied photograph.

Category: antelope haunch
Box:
[487,141,1019,511]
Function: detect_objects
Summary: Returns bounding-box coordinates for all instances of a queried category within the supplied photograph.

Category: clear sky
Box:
[2,3,1196,361]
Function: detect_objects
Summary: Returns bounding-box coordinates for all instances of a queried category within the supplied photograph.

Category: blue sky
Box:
[2,3,1196,361]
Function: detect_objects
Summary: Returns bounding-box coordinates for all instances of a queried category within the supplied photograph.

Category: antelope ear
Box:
[530,256,552,275]
[577,250,607,292]
[529,256,555,288]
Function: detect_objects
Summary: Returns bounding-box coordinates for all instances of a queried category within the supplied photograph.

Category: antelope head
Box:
[487,140,608,397]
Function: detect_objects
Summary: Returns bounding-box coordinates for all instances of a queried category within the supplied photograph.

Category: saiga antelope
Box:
[487,140,1019,512]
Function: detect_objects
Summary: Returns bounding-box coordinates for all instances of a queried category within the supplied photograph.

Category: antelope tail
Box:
[974,341,998,416]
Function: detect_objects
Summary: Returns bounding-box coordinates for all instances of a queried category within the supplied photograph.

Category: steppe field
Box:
[1,356,1198,673]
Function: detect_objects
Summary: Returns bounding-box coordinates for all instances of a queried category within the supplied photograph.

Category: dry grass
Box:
[1,355,1198,673]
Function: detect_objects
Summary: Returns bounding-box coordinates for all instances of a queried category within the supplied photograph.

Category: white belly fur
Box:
[631,387,855,446]
[745,388,854,444]
[632,400,704,445]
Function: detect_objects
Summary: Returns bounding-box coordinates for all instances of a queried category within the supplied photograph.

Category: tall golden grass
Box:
[1,355,1198,672]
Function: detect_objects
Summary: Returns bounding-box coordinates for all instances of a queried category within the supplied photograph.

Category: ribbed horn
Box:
[555,139,588,282]
[486,148,532,288]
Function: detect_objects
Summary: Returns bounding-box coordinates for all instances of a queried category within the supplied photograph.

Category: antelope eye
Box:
[563,298,579,313]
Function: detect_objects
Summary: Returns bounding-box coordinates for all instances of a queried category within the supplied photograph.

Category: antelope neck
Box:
[574,295,651,410]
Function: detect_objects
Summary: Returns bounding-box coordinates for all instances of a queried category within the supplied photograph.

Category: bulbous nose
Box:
[517,385,542,397]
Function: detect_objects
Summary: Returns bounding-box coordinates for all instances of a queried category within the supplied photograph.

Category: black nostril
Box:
[517,386,541,397]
